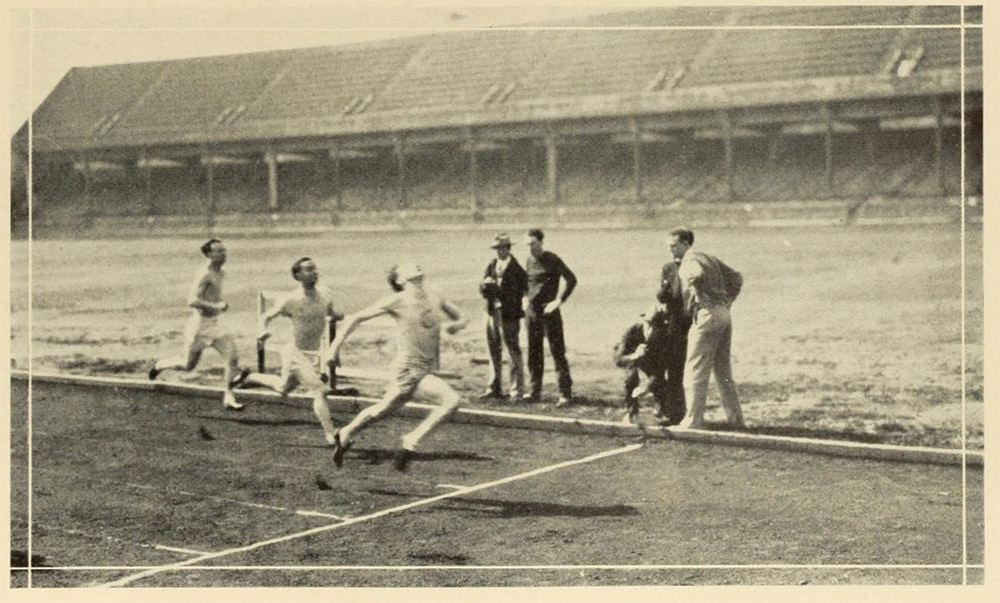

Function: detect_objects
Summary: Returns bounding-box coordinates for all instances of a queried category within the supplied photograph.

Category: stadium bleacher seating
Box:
[370,31,538,113]
[245,39,424,120]
[512,30,713,101]
[117,52,293,131]
[32,62,169,139]
[18,5,981,232]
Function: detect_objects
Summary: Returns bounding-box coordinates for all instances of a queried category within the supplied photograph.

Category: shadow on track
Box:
[364,490,639,519]
[193,414,317,428]
[351,447,494,465]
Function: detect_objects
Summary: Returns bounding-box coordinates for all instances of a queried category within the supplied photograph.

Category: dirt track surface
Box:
[9,224,983,449]
[11,380,983,587]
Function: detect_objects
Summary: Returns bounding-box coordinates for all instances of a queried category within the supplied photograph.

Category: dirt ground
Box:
[8,223,983,449]
[10,380,983,587]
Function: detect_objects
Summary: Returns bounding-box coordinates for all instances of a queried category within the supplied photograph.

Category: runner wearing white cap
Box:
[324,262,468,471]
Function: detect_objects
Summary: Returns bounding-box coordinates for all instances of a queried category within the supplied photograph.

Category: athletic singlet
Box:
[376,289,442,372]
[277,286,335,352]
[189,267,225,320]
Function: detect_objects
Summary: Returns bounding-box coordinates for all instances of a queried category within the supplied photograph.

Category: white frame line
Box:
[25,7,35,589]
[16,563,985,573]
[16,6,983,589]
[958,3,969,588]
[10,24,988,33]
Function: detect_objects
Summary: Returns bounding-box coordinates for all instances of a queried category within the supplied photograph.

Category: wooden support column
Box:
[519,141,530,201]
[630,119,644,206]
[932,96,945,196]
[823,104,835,196]
[141,148,154,215]
[467,132,481,217]
[720,111,735,200]
[394,137,408,209]
[768,133,780,163]
[204,150,216,229]
[330,143,343,211]
[866,122,878,193]
[545,136,560,206]
[81,154,93,220]
[265,147,279,210]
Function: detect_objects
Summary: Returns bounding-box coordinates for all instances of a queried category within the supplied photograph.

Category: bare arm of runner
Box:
[323,299,391,364]
[257,296,289,341]
[440,298,468,335]
[187,272,227,315]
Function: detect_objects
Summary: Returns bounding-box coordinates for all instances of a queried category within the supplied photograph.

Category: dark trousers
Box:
[526,309,572,398]
[486,312,524,396]
[661,335,687,421]
[623,366,668,413]
[622,338,686,421]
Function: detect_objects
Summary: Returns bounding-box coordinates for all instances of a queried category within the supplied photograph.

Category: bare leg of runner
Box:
[393,375,462,471]
[153,348,202,374]
[399,375,461,451]
[338,385,411,446]
[310,388,337,445]
[242,372,286,392]
[212,335,244,409]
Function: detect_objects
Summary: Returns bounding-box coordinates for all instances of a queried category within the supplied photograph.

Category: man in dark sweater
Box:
[523,228,577,406]
[479,233,528,400]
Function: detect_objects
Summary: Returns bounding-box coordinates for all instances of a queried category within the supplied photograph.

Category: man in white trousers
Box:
[669,227,745,430]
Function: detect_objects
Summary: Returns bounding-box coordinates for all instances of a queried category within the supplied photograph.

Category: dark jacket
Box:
[480,255,528,321]
[613,315,672,374]
[657,261,692,338]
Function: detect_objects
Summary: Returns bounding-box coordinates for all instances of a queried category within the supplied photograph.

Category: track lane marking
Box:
[125,483,351,521]
[33,523,212,557]
[151,545,212,556]
[29,467,351,523]
[94,442,643,587]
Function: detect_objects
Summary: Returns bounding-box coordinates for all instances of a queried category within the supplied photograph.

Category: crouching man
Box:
[613,305,675,425]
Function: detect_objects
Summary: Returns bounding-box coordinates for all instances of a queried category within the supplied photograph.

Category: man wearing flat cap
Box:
[479,233,528,400]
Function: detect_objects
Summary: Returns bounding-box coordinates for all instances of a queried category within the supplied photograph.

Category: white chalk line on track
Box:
[29,466,351,523]
[124,482,350,521]
[32,523,212,558]
[93,442,644,588]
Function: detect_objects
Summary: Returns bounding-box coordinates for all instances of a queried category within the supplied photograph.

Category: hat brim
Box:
[490,242,513,249]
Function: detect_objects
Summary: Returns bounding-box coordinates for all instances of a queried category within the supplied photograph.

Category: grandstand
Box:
[11,5,984,237]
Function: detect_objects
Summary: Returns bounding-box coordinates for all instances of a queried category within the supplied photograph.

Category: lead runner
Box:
[324,262,468,471]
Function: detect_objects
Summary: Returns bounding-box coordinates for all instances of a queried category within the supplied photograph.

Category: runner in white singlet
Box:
[324,262,467,471]
[241,257,343,445]
[149,239,248,410]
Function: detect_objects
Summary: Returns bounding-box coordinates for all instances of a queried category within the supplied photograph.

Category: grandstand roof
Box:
[20,5,982,154]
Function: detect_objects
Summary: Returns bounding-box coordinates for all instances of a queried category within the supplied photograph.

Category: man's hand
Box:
[630,344,647,361]
[543,299,561,315]
[216,301,229,313]
[445,321,465,335]
[257,330,271,342]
